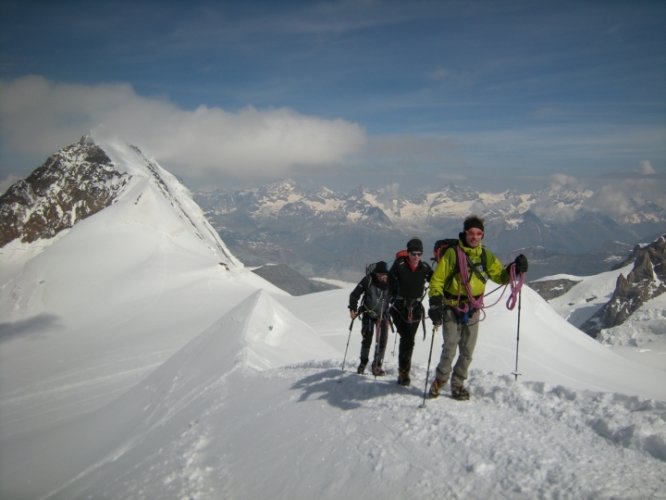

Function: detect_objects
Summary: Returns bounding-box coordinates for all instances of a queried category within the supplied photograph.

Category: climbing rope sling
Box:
[453,244,525,317]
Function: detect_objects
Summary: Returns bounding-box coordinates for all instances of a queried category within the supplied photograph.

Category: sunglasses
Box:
[409,251,422,257]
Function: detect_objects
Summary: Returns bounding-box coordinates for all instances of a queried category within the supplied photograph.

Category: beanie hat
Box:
[373,261,389,274]
[406,238,423,252]
[463,216,485,232]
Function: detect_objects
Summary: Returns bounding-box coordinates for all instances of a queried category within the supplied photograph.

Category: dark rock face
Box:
[251,263,338,296]
[581,235,666,337]
[528,278,581,301]
[0,136,128,247]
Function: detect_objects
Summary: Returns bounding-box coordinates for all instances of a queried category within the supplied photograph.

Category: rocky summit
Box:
[581,234,666,337]
[0,135,128,247]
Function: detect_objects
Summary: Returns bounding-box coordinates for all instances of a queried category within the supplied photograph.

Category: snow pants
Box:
[434,307,480,388]
[360,314,389,365]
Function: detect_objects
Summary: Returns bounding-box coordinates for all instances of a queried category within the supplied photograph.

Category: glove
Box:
[514,254,528,274]
[349,308,358,319]
[428,300,444,326]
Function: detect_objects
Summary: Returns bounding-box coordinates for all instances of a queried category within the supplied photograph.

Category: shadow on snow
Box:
[291,367,424,411]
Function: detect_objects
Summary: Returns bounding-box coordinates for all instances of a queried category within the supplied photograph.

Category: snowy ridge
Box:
[96,135,241,267]
[234,290,338,370]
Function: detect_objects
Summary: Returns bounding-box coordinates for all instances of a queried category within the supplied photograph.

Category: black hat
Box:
[406,238,423,252]
[463,216,485,232]
[373,261,389,274]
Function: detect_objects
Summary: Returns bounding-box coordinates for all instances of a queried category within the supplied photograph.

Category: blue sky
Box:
[1,0,664,194]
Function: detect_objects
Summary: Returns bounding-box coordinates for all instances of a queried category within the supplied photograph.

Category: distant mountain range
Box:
[194,180,664,281]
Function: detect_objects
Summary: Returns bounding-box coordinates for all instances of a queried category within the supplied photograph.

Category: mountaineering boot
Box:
[371,360,385,376]
[451,385,470,401]
[429,378,446,398]
[357,361,367,375]
[397,369,410,387]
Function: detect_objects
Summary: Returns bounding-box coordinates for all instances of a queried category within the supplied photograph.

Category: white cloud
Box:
[583,177,666,221]
[548,173,580,189]
[0,76,366,181]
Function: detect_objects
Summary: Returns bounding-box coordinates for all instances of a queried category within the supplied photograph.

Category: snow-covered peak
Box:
[0,135,266,327]
[1,134,241,268]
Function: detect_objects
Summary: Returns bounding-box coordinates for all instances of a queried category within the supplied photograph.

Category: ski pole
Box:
[339,317,356,383]
[512,291,522,381]
[419,324,438,409]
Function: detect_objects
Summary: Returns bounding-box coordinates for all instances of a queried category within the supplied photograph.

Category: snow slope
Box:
[1,139,664,499]
[3,284,665,500]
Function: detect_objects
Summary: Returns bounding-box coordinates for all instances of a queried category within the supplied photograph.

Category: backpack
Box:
[432,239,458,264]
[432,238,489,286]
[365,261,382,276]
[361,262,390,319]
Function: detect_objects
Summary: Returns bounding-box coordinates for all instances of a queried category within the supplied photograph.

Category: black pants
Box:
[391,302,423,373]
[360,314,389,364]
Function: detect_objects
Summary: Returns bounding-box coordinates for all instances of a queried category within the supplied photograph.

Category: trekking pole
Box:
[372,320,381,378]
[372,297,385,378]
[419,324,438,409]
[511,291,522,381]
[421,314,427,340]
[339,317,356,383]
[388,317,397,358]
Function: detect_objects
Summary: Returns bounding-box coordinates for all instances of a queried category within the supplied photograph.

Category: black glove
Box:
[428,296,444,325]
[514,254,528,274]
